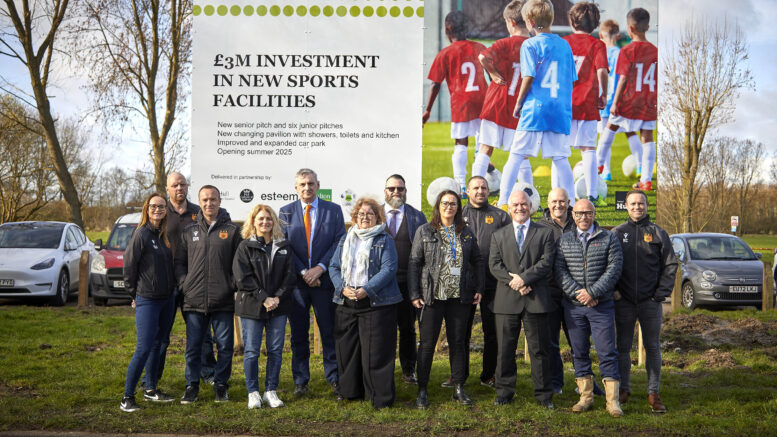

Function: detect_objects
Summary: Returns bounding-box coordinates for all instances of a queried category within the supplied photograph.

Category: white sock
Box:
[498,153,524,206]
[552,157,575,206]
[641,141,656,183]
[582,150,597,197]
[596,129,616,167]
[452,145,468,186]
[471,152,490,178]
[518,159,533,186]
[627,135,643,168]
[603,147,612,174]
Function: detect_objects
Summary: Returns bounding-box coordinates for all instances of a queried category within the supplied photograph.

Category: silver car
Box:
[0,222,97,306]
[671,233,766,309]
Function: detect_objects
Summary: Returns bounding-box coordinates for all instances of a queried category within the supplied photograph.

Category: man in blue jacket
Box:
[280,169,346,399]
[555,199,623,418]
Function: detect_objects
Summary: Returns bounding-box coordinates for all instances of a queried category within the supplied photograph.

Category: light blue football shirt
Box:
[517,33,576,134]
[600,45,621,118]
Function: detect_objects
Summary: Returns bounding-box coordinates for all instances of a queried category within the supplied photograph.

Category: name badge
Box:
[449,267,461,276]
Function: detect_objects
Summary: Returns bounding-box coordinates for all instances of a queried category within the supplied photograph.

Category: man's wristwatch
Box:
[301,268,308,276]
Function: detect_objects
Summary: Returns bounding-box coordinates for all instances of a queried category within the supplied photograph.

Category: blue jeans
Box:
[563,299,619,380]
[241,315,287,392]
[289,286,338,385]
[615,299,663,393]
[124,295,176,397]
[183,311,234,388]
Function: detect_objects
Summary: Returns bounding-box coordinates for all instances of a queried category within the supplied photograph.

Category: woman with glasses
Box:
[232,204,296,409]
[121,193,176,412]
[409,190,484,409]
[329,197,402,408]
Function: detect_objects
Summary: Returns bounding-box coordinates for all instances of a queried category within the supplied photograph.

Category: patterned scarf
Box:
[340,223,386,287]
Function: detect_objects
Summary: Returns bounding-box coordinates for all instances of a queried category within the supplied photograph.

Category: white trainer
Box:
[247,391,262,409]
[262,390,285,408]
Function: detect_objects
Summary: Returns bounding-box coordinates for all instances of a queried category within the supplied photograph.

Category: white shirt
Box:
[299,197,325,270]
[512,219,530,245]
[383,203,405,230]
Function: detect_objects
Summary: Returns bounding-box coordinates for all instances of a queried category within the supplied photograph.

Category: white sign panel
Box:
[192,2,424,219]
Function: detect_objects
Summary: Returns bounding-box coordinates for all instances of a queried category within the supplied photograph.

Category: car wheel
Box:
[95,297,108,306]
[51,270,69,306]
[681,282,696,310]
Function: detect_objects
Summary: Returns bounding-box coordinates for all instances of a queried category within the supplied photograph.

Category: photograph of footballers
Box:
[422,0,658,225]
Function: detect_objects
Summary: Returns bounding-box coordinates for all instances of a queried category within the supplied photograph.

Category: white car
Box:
[0,221,97,306]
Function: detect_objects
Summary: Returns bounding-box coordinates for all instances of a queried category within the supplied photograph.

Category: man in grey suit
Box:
[488,190,556,409]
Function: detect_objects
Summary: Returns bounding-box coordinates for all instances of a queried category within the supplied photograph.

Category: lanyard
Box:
[443,226,457,261]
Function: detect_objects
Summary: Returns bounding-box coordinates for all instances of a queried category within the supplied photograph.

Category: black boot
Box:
[416,386,429,410]
[452,384,472,405]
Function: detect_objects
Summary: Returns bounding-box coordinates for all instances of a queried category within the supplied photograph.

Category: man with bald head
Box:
[555,199,624,417]
[488,189,557,408]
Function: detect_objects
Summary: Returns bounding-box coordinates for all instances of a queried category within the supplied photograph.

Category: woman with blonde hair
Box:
[233,204,296,409]
[121,193,176,412]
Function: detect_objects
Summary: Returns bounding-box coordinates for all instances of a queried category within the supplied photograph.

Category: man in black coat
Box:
[488,190,556,409]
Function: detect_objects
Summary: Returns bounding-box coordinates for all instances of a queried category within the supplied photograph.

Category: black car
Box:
[671,233,768,309]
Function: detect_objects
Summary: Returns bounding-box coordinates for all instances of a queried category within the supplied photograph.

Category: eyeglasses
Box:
[149,204,166,211]
[385,186,406,193]
[440,201,458,209]
[573,211,594,218]
[357,212,376,219]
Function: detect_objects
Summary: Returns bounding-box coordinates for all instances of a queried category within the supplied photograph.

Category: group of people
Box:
[120,166,676,418]
[423,0,657,206]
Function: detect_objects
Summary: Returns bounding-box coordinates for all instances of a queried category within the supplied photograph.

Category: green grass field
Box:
[422,122,656,226]
[1,305,776,435]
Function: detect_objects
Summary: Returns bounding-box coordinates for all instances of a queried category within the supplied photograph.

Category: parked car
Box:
[0,221,97,306]
[671,233,768,309]
[89,213,140,305]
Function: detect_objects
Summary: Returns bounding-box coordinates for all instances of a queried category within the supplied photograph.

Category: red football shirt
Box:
[564,33,608,121]
[614,41,657,121]
[478,35,528,129]
[428,40,488,123]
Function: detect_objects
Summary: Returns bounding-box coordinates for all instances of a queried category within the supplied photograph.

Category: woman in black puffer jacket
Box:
[233,204,295,409]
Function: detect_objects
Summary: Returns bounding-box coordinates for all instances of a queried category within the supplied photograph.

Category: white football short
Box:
[608,115,656,132]
[478,120,515,151]
[510,130,571,158]
[598,117,625,134]
[569,120,599,148]
[450,119,481,140]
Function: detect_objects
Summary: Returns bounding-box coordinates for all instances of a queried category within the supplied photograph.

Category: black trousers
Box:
[464,292,497,382]
[416,299,470,387]
[334,302,397,408]
[396,281,418,376]
[547,297,571,391]
[494,311,553,403]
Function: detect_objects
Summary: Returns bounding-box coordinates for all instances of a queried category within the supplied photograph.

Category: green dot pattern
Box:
[190,3,424,18]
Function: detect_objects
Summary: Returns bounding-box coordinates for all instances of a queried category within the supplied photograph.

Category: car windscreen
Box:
[687,236,758,260]
[0,223,65,249]
[107,223,138,251]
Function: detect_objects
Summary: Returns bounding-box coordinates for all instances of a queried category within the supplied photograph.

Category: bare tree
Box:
[0,0,84,227]
[729,138,765,234]
[68,0,192,192]
[660,17,754,233]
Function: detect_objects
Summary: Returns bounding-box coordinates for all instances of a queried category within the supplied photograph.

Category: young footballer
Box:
[597,8,657,191]
[497,0,577,208]
[563,2,608,206]
[472,0,532,185]
[423,11,488,194]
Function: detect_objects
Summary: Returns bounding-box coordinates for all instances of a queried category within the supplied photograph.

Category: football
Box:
[574,175,608,200]
[573,161,584,181]
[512,181,541,214]
[426,176,461,207]
[622,154,637,178]
[485,168,502,196]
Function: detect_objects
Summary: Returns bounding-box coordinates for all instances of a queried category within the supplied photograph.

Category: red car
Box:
[89,213,140,305]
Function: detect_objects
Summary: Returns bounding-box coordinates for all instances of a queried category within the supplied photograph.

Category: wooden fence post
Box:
[671,264,683,312]
[763,262,774,311]
[234,315,243,351]
[637,322,645,366]
[78,251,89,308]
[313,313,321,354]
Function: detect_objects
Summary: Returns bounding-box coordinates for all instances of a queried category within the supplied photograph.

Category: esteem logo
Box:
[257,192,299,201]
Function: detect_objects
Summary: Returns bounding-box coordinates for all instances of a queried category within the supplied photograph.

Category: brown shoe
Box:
[619,388,630,404]
[648,392,666,413]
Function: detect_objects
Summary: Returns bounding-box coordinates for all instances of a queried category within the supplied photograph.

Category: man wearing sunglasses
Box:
[554,199,624,418]
[383,174,427,385]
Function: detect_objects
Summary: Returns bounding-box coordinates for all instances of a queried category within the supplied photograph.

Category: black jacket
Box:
[462,203,511,293]
[408,224,485,305]
[612,215,678,303]
[123,223,174,300]
[175,208,242,313]
[539,206,576,302]
[233,237,296,319]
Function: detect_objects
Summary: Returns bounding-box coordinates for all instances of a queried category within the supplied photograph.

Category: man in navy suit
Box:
[280,168,345,399]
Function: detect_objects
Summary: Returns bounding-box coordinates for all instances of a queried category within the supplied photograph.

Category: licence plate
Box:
[113,280,125,288]
[0,279,13,287]
[729,286,758,293]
